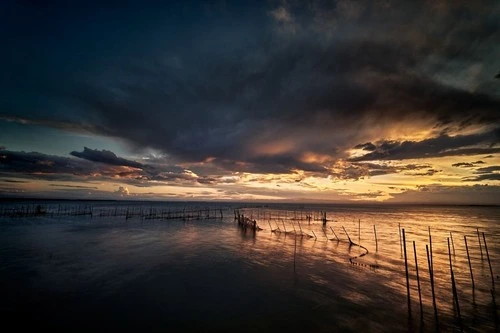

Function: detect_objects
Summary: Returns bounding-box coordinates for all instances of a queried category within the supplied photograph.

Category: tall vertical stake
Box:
[413,241,423,322]
[428,226,433,272]
[399,223,403,256]
[402,229,411,320]
[464,235,475,289]
[373,225,378,252]
[427,244,439,329]
[448,238,463,332]
[450,232,456,256]
[477,228,483,260]
[482,232,495,289]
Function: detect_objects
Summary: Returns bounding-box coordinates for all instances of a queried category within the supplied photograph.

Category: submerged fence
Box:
[0,203,224,221]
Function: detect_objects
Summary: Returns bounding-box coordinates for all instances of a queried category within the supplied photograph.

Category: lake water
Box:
[0,201,499,332]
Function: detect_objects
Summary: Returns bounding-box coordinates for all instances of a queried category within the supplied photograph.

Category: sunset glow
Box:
[1,1,499,204]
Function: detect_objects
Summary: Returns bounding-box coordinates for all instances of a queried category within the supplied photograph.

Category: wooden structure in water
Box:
[0,203,224,221]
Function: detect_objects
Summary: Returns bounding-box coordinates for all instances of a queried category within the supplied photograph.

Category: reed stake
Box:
[373,225,378,252]
[464,235,475,289]
[330,227,339,241]
[282,220,287,233]
[399,223,403,256]
[402,229,411,320]
[482,232,495,288]
[428,226,433,272]
[450,232,456,256]
[477,228,483,260]
[413,241,423,322]
[342,226,353,244]
[427,244,439,328]
[448,238,463,332]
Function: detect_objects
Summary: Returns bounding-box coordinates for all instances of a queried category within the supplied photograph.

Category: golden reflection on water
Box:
[239,205,500,331]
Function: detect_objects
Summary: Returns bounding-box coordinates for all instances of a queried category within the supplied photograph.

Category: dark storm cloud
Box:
[351,129,500,161]
[0,148,202,186]
[354,142,376,152]
[70,147,143,169]
[462,165,500,182]
[343,162,433,178]
[452,161,485,168]
[1,1,500,176]
[475,166,500,174]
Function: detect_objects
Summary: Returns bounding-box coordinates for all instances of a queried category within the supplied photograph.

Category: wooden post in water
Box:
[464,236,475,289]
[482,232,495,288]
[282,220,287,233]
[402,229,411,320]
[477,228,483,260]
[413,241,423,322]
[311,230,317,239]
[450,232,456,256]
[399,223,403,256]
[330,227,339,241]
[426,244,439,329]
[342,226,353,244]
[448,238,463,332]
[429,226,434,273]
[373,225,378,252]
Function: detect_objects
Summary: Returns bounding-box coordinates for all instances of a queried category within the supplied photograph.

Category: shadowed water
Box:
[0,201,499,332]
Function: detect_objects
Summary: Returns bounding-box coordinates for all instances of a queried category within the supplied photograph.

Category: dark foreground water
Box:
[0,201,499,332]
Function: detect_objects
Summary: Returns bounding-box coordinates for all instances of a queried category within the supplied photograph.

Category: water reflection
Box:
[0,203,498,332]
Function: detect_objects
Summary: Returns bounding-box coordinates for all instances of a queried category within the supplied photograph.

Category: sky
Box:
[1,0,500,204]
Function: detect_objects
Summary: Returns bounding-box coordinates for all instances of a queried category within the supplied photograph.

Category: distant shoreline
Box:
[0,196,498,208]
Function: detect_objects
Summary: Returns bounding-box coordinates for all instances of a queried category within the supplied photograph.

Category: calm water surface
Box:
[0,201,499,332]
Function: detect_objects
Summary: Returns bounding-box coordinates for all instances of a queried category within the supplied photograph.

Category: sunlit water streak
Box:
[0,201,499,332]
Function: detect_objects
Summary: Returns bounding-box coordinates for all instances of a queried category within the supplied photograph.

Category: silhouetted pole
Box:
[482,232,495,289]
[413,241,423,322]
[450,232,456,256]
[373,225,378,252]
[399,223,403,256]
[428,226,433,272]
[330,227,339,241]
[448,238,463,332]
[426,244,439,329]
[402,229,411,320]
[477,228,483,260]
[464,235,474,289]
